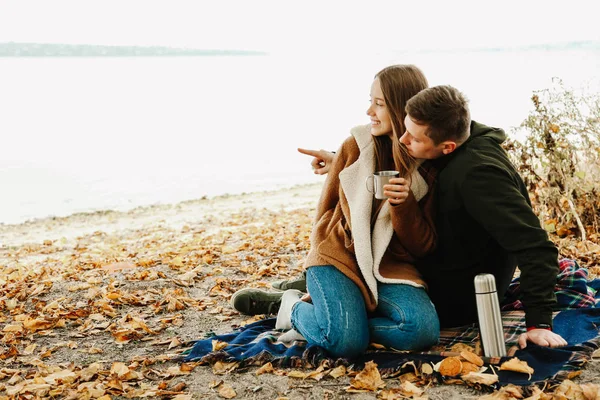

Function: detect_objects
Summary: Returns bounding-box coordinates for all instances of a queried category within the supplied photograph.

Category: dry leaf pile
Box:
[0,184,598,398]
[0,205,313,398]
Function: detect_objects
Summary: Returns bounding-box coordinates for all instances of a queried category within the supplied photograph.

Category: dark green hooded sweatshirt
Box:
[419,121,559,329]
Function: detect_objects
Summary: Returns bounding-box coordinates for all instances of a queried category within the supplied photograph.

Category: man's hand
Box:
[384,177,411,206]
[518,329,568,349]
[298,148,335,175]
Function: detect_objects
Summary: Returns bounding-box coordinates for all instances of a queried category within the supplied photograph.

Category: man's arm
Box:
[461,166,567,348]
[461,166,558,327]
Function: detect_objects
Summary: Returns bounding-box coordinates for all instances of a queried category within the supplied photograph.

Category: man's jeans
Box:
[291,265,440,358]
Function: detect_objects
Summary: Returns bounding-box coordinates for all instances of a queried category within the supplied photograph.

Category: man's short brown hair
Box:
[405,85,471,145]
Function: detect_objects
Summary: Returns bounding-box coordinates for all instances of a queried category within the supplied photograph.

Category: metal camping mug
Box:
[365,171,400,200]
[474,273,507,358]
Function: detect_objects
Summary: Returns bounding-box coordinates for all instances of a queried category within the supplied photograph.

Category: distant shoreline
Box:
[0,181,323,230]
[0,42,268,57]
[1,40,598,57]
[0,181,323,247]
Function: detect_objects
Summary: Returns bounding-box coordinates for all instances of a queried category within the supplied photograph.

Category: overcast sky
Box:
[0,0,599,52]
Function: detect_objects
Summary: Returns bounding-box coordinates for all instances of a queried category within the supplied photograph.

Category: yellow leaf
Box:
[499,357,534,379]
[111,329,138,344]
[439,356,463,376]
[167,365,191,376]
[398,372,418,383]
[23,317,55,332]
[566,370,583,380]
[240,315,264,326]
[110,362,130,377]
[255,362,274,376]
[180,363,198,373]
[23,344,37,355]
[460,350,484,367]
[523,386,546,400]
[5,298,17,310]
[306,370,326,381]
[217,383,236,399]
[449,343,476,353]
[329,365,346,378]
[501,384,524,398]
[420,363,433,375]
[399,381,424,396]
[3,324,23,332]
[346,361,385,392]
[88,347,103,354]
[212,361,239,375]
[287,370,308,379]
[580,383,600,399]
[221,246,237,255]
[79,363,101,381]
[554,379,586,400]
[212,340,228,351]
[209,379,223,389]
[43,369,77,384]
[101,261,137,273]
[169,337,183,350]
[461,372,499,386]
[171,257,185,267]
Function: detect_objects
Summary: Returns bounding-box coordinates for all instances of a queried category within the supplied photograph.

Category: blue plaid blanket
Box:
[182,273,600,387]
[502,259,597,310]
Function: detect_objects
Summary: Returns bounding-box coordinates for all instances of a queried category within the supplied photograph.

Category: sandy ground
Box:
[0,182,598,399]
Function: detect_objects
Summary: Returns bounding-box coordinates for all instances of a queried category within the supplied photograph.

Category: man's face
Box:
[400,114,454,160]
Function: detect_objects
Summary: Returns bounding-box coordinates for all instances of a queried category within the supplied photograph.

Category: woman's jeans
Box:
[291,265,440,358]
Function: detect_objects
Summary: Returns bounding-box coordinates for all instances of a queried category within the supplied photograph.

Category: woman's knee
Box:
[415,317,440,348]
[322,328,369,358]
[374,288,440,350]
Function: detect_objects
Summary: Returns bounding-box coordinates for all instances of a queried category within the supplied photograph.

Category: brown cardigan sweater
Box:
[304,125,437,312]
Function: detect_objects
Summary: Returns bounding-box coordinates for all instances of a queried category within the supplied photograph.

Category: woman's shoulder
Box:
[339,129,365,153]
[332,125,370,160]
[349,124,372,150]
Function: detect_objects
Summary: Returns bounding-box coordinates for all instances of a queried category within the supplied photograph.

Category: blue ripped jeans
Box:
[290,265,440,358]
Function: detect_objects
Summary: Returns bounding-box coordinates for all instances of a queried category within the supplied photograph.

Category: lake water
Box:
[1,47,599,224]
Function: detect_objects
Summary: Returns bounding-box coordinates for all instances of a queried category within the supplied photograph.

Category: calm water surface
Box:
[0,48,598,224]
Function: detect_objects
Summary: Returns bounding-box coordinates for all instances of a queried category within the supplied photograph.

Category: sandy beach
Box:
[1,182,598,399]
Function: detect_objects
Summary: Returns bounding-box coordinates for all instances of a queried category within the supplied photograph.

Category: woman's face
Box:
[366,78,393,138]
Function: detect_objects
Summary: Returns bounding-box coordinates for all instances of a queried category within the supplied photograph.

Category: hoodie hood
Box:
[430,120,506,170]
[467,120,506,145]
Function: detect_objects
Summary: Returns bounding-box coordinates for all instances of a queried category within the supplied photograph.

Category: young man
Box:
[235,85,567,349]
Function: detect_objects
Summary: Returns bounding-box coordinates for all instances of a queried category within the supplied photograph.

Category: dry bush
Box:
[504,78,600,242]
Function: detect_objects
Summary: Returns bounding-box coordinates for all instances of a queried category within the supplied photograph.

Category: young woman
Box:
[235,65,440,358]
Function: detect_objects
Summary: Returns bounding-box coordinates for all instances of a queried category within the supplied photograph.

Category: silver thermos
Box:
[474,273,507,357]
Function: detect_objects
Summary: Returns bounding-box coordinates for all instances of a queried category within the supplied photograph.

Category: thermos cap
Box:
[474,273,497,294]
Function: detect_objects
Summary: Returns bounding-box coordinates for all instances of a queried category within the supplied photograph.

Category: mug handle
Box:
[365,175,374,194]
